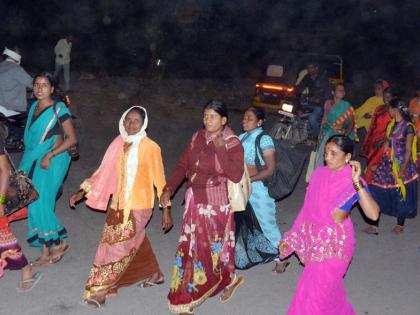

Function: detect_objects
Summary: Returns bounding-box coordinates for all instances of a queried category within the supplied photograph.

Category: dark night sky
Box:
[0,0,419,85]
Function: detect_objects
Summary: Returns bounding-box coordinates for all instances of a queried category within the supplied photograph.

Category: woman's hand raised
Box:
[349,160,362,183]
[213,134,227,147]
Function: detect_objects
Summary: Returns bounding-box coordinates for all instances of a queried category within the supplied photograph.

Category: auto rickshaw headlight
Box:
[282,103,294,113]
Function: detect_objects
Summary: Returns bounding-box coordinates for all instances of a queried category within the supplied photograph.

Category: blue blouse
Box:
[339,184,370,212]
[239,128,275,166]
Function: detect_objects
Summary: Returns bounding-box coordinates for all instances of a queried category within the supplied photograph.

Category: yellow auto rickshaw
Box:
[253,53,344,111]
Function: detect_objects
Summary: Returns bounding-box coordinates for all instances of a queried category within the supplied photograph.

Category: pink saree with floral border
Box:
[280,165,361,315]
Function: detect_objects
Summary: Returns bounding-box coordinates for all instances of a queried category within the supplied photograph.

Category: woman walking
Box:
[235,106,288,273]
[19,72,77,266]
[315,84,357,168]
[161,100,245,315]
[69,106,173,308]
[280,135,380,315]
[360,87,397,183]
[366,99,418,235]
[355,79,389,132]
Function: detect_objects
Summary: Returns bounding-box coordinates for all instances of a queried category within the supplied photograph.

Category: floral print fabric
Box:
[168,188,235,314]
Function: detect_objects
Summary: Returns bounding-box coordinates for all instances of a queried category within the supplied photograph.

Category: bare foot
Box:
[106,287,118,299]
[272,261,290,275]
[30,255,51,267]
[364,226,379,235]
[392,225,404,235]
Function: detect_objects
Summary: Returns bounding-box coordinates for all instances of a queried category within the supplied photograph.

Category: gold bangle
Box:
[0,195,6,205]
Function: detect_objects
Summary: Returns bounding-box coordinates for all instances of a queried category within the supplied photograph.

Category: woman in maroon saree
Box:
[161,100,245,315]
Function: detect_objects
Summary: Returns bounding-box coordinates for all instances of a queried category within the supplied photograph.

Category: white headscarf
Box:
[118,106,148,223]
[119,105,148,144]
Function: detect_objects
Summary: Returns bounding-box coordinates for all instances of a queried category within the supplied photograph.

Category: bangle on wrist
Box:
[0,195,6,205]
[353,181,363,192]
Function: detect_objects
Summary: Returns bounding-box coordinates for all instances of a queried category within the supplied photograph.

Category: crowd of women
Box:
[355,80,418,235]
[309,79,418,238]
[0,72,417,314]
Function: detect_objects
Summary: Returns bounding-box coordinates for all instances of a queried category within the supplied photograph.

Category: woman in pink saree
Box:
[280,135,379,315]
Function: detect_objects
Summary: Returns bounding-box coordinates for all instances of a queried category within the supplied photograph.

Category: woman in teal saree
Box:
[19,72,77,266]
[315,84,357,168]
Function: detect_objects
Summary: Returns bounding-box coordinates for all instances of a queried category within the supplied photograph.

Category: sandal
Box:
[16,271,43,293]
[80,297,106,309]
[50,244,70,264]
[138,271,164,288]
[364,226,379,235]
[272,261,290,275]
[138,276,164,288]
[220,274,244,303]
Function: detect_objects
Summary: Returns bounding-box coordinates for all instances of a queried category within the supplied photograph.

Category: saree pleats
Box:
[26,153,70,248]
[249,181,281,248]
[168,188,235,314]
[235,180,279,270]
[287,259,355,315]
[83,208,160,299]
[234,202,278,270]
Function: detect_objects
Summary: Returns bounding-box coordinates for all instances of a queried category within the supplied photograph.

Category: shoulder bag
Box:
[53,103,79,160]
[4,150,39,216]
[225,135,251,212]
[255,132,307,199]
